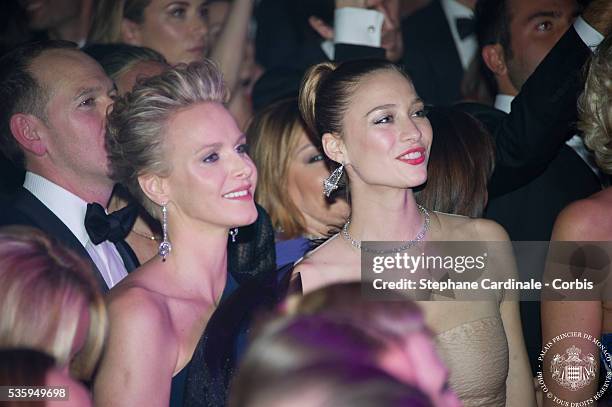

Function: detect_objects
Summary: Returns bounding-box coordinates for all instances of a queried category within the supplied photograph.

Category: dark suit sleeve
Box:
[400,0,465,106]
[487,26,591,197]
[335,43,385,61]
[254,0,301,69]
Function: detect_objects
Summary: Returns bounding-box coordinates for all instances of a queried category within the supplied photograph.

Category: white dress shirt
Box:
[329,2,477,68]
[335,7,383,48]
[23,172,128,288]
[441,0,478,70]
[322,7,385,60]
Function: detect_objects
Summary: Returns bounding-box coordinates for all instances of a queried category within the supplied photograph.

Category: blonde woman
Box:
[0,226,107,381]
[95,61,277,407]
[541,34,612,406]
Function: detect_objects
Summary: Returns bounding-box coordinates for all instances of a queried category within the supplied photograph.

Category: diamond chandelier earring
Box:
[229,228,238,243]
[158,203,172,261]
[323,162,344,197]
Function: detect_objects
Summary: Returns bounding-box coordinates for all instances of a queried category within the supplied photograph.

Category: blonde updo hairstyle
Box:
[579,34,612,174]
[0,226,107,381]
[298,59,413,187]
[106,60,228,219]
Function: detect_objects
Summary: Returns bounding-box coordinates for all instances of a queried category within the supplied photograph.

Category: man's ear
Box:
[308,16,334,41]
[322,132,345,165]
[120,18,143,45]
[9,113,47,156]
[481,44,508,77]
[138,173,169,207]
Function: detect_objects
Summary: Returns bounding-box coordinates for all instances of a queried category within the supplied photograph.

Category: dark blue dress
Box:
[275,236,310,268]
[170,204,280,406]
[180,267,283,407]
[169,273,241,407]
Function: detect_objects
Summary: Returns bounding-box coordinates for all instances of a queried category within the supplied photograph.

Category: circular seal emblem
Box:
[537,331,611,404]
[550,345,597,391]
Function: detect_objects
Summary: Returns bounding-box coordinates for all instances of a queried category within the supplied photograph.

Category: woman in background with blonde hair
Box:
[0,226,107,381]
[247,98,349,266]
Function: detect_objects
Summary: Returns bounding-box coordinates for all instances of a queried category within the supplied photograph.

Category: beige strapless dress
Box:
[435,316,508,407]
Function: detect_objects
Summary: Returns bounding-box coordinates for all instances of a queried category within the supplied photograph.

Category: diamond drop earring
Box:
[323,162,344,197]
[229,228,239,243]
[158,203,172,261]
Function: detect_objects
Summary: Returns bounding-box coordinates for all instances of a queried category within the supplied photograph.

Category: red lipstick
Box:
[396,147,426,165]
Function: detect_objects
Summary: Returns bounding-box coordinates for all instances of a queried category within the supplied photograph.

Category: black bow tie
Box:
[85,202,138,245]
[455,17,475,40]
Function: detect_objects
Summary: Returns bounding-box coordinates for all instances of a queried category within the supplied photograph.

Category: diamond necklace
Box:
[341,205,430,255]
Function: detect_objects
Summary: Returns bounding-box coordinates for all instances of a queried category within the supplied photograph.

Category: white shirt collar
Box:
[23,171,90,247]
[494,94,514,114]
[493,94,603,182]
[321,40,335,60]
[441,0,474,20]
[441,0,477,70]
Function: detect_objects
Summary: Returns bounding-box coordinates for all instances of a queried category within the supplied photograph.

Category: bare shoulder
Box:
[434,212,509,241]
[95,277,177,405]
[107,282,171,336]
[293,246,334,277]
[553,189,612,241]
[293,235,359,293]
[293,255,317,274]
[472,218,510,241]
[295,234,344,270]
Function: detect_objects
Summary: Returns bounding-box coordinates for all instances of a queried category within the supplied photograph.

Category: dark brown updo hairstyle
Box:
[298,59,413,178]
[415,106,495,217]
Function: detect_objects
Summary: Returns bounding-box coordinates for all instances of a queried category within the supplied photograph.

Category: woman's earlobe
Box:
[321,132,345,165]
[138,173,168,207]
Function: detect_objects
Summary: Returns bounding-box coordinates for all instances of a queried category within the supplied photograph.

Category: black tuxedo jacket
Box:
[0,188,277,290]
[0,187,139,291]
[401,0,465,106]
[457,25,593,198]
[0,153,24,194]
[486,142,601,241]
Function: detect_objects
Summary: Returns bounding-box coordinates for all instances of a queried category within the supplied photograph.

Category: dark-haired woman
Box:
[292,59,536,406]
